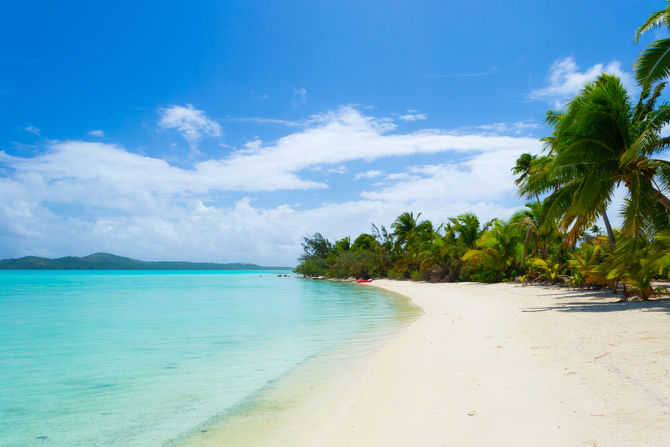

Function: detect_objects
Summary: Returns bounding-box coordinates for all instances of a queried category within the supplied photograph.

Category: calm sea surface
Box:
[0,271,416,446]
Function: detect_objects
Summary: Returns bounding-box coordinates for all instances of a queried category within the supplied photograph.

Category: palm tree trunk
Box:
[652,187,670,211]
[602,211,616,251]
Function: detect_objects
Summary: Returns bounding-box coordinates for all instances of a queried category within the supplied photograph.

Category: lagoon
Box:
[0,271,417,446]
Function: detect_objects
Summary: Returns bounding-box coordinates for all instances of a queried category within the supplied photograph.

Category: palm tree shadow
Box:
[522,288,670,314]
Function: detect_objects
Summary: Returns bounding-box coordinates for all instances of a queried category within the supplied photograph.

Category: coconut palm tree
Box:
[634,1,670,86]
[519,116,619,248]
[462,219,522,281]
[391,212,421,249]
[512,153,536,186]
[449,213,490,249]
[511,202,560,262]
[512,153,542,203]
[527,74,670,248]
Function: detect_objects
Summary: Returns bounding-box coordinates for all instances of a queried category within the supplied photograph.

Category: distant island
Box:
[0,253,291,270]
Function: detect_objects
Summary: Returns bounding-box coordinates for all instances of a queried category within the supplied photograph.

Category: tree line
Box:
[295,4,670,300]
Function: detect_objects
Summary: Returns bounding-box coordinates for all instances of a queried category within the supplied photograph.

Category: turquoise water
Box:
[0,271,415,446]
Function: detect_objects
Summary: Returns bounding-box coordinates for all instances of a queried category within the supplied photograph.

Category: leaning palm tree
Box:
[526,74,670,247]
[634,1,670,86]
[519,113,620,248]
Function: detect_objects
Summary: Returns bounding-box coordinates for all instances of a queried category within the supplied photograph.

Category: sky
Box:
[0,0,665,265]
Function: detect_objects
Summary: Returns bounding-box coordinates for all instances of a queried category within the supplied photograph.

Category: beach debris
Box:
[467,410,476,416]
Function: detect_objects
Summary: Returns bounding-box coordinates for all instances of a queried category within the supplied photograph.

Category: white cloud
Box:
[88,129,105,138]
[398,110,427,122]
[24,125,40,135]
[355,170,384,180]
[468,120,539,136]
[215,107,539,181]
[0,106,543,264]
[226,117,301,127]
[158,104,222,148]
[661,122,670,138]
[292,87,307,106]
[363,149,524,204]
[529,57,636,107]
[327,165,348,174]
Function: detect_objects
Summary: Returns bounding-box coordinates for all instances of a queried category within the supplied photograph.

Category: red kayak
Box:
[356,279,373,283]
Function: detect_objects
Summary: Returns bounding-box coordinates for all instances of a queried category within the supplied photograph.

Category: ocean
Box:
[0,271,417,446]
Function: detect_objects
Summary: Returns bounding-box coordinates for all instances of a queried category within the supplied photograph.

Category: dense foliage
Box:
[295,6,670,300]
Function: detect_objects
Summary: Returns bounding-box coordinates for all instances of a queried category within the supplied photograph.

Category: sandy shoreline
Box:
[267,280,670,447]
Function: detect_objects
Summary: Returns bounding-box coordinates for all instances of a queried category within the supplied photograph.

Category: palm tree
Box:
[648,229,670,276]
[462,219,521,281]
[519,127,618,249]
[634,1,670,86]
[391,212,421,248]
[511,202,560,261]
[525,74,670,248]
[512,153,536,185]
[512,153,542,203]
[449,213,489,249]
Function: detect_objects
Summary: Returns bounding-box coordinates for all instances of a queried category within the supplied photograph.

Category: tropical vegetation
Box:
[295,4,670,300]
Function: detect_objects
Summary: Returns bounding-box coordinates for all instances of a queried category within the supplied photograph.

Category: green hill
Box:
[0,253,291,270]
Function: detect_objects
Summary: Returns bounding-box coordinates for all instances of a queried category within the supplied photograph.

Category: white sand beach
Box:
[278,280,670,446]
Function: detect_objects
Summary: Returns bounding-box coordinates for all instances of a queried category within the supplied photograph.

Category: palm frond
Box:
[635,38,670,86]
[634,8,669,44]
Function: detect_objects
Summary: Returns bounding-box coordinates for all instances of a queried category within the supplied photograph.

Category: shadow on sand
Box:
[520,286,670,314]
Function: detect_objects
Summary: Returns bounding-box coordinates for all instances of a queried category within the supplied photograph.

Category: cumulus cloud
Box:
[529,57,636,107]
[88,129,105,138]
[225,107,538,174]
[0,106,542,264]
[158,104,222,148]
[362,150,522,204]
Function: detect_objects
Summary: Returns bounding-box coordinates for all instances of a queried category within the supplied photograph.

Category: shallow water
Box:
[0,271,416,446]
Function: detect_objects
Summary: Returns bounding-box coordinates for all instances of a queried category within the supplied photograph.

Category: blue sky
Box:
[0,1,663,265]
